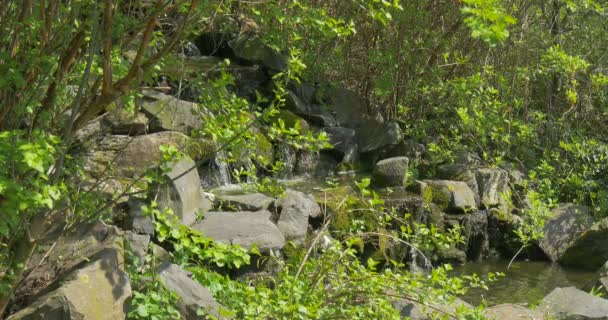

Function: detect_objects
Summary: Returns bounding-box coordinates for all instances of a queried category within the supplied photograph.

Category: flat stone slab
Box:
[540,286,608,319]
[192,210,285,252]
[217,193,274,211]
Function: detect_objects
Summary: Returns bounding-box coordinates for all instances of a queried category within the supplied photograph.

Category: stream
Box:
[451,259,595,306]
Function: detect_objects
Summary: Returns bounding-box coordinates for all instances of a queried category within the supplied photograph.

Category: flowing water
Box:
[451,259,596,306]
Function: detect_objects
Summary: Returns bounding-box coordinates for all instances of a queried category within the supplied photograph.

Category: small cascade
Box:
[276,144,297,178]
[409,211,433,273]
[212,151,232,186]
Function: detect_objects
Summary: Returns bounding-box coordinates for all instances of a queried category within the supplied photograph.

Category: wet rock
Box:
[157,262,228,319]
[419,180,477,213]
[275,189,322,242]
[217,193,274,211]
[153,158,212,227]
[140,89,202,134]
[371,157,409,188]
[484,304,546,320]
[9,245,131,320]
[102,108,149,135]
[85,131,189,178]
[295,150,337,177]
[475,168,510,211]
[192,210,285,253]
[323,127,356,154]
[487,209,529,258]
[539,204,594,264]
[540,286,608,320]
[560,216,608,270]
[228,35,286,72]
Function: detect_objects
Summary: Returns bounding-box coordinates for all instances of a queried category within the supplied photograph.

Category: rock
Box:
[371,157,409,188]
[140,89,202,134]
[85,131,189,178]
[228,35,286,71]
[382,191,445,228]
[125,198,155,236]
[560,216,608,270]
[539,204,594,264]
[461,211,490,261]
[153,158,212,227]
[356,120,402,153]
[540,287,608,319]
[150,243,173,263]
[589,261,608,294]
[217,193,274,211]
[475,168,510,211]
[275,189,322,242]
[231,65,269,99]
[437,164,480,205]
[322,87,368,127]
[323,127,356,153]
[454,151,482,165]
[231,132,273,169]
[434,247,467,265]
[157,262,228,319]
[274,109,310,132]
[285,91,337,127]
[380,139,427,164]
[192,210,285,252]
[9,247,131,320]
[14,222,123,303]
[125,231,150,266]
[103,108,149,135]
[484,304,546,320]
[420,180,477,213]
[295,150,337,177]
[488,209,527,257]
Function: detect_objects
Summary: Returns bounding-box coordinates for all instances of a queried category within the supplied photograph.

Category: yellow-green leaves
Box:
[461,0,517,46]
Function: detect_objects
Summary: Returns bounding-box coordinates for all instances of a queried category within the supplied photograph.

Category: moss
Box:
[269,110,310,132]
[185,137,217,160]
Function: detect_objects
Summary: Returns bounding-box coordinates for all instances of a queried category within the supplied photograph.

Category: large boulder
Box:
[560,216,608,270]
[124,198,155,236]
[322,87,368,127]
[216,193,274,211]
[228,35,286,72]
[103,108,149,135]
[295,150,337,177]
[379,139,427,165]
[371,157,409,188]
[140,89,202,134]
[437,164,480,205]
[540,287,608,319]
[484,304,547,320]
[285,91,336,127]
[355,119,402,153]
[153,158,212,227]
[85,131,189,178]
[157,262,228,319]
[9,247,131,320]
[192,210,285,253]
[475,168,510,211]
[392,297,473,320]
[419,180,477,213]
[275,189,322,242]
[539,204,595,264]
[323,127,356,154]
[14,222,123,304]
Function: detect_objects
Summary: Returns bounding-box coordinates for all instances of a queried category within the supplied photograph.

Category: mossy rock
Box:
[185,137,217,161]
[269,109,310,132]
[231,132,274,168]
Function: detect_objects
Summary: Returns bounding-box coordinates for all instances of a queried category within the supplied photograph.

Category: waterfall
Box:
[277,144,296,178]
[212,151,232,186]
[409,204,432,273]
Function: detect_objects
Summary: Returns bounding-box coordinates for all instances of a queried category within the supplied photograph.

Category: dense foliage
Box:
[1,0,607,318]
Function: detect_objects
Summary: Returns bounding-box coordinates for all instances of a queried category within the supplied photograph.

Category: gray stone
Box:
[275,189,322,242]
[85,131,189,178]
[476,168,510,211]
[560,217,608,270]
[103,108,149,135]
[420,180,478,213]
[126,198,155,236]
[228,35,286,71]
[437,164,480,204]
[371,157,409,188]
[15,222,123,303]
[355,119,402,153]
[323,127,356,153]
[484,304,546,320]
[295,151,337,177]
[125,231,150,266]
[539,204,594,264]
[217,193,274,211]
[9,247,131,320]
[192,210,285,252]
[157,262,228,319]
[154,158,212,227]
[141,89,202,134]
[540,287,608,319]
[322,87,368,127]
[380,139,426,164]
[285,92,336,127]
